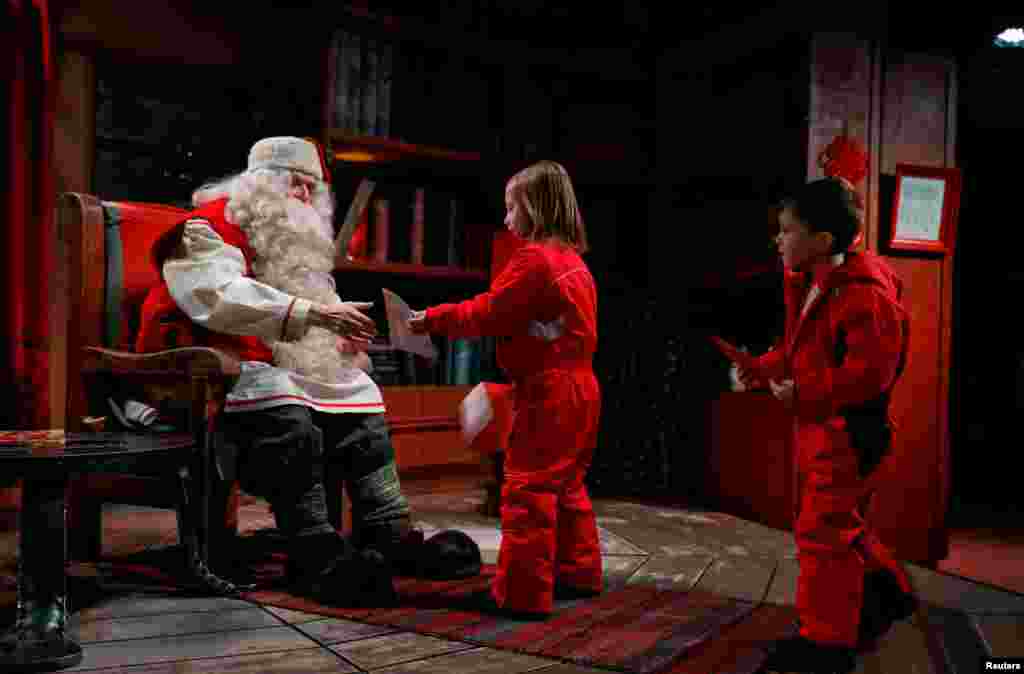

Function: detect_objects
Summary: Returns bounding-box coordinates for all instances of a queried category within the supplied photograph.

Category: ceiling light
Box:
[994,27,1024,47]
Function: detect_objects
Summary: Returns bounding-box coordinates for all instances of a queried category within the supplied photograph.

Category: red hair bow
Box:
[818,135,868,186]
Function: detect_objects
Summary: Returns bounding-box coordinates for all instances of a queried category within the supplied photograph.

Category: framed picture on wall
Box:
[887,164,961,254]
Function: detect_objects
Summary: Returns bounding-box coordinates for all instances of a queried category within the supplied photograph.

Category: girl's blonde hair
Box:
[508,160,589,253]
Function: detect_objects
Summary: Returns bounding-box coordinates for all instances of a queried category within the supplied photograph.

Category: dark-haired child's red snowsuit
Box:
[749,251,913,646]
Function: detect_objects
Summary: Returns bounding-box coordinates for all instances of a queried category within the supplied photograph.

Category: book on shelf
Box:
[372,199,389,263]
[410,188,425,265]
[451,338,475,386]
[362,39,378,137]
[385,184,412,265]
[336,178,375,261]
[329,29,393,137]
[447,196,462,268]
[361,335,497,388]
[347,33,362,136]
[376,41,392,138]
[336,183,478,273]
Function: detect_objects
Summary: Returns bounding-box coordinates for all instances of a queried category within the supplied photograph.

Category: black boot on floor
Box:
[359,523,482,580]
[458,589,550,621]
[553,584,602,600]
[287,532,397,608]
[759,635,857,674]
[857,569,918,651]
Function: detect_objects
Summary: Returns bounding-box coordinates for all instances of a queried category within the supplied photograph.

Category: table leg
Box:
[0,477,83,672]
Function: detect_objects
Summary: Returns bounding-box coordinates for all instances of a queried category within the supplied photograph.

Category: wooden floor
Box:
[3,485,1024,673]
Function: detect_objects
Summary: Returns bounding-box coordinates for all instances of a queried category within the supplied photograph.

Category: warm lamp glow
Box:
[333,150,378,162]
[994,27,1024,47]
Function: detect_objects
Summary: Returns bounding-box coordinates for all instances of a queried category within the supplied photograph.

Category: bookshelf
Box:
[328,132,481,164]
[334,259,487,283]
[327,130,499,482]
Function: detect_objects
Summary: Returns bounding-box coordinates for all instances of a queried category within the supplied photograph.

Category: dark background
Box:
[83,2,1024,516]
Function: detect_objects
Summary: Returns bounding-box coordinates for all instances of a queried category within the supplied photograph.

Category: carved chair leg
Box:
[174,466,248,596]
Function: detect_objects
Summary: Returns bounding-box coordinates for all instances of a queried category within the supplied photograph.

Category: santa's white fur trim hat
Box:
[247,136,323,181]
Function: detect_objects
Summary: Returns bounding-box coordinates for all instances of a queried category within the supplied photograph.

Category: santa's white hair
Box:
[193,168,361,383]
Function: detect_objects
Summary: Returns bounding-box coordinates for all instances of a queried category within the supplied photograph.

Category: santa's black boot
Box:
[286,532,397,608]
[356,518,482,580]
[857,569,918,651]
[760,634,856,674]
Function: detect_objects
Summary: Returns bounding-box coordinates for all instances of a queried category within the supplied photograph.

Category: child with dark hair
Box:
[738,177,917,672]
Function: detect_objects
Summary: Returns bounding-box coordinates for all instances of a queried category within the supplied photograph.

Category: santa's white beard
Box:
[234,195,361,384]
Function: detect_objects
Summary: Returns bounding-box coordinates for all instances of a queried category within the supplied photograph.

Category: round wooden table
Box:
[0,431,199,672]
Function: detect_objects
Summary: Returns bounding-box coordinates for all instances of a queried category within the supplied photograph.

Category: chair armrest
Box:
[82,346,241,378]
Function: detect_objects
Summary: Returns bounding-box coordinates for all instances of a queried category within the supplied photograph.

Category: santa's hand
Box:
[768,379,795,408]
[337,337,373,373]
[407,309,429,335]
[311,301,377,342]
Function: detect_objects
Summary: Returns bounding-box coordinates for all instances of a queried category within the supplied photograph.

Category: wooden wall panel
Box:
[879,54,954,172]
[806,33,878,242]
[870,52,956,564]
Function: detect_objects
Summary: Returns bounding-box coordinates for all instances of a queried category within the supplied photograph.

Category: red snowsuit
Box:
[425,241,602,614]
[749,251,912,647]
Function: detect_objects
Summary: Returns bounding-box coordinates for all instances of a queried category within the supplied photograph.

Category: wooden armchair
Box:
[58,191,489,578]
[59,193,243,574]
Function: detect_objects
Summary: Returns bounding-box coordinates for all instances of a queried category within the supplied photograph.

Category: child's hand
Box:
[769,379,795,408]
[408,310,428,335]
[735,364,765,390]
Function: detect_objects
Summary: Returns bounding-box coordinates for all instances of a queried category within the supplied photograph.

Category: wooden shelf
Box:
[334,259,488,282]
[327,132,482,164]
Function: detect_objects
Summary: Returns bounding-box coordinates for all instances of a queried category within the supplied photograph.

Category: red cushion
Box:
[103,201,189,351]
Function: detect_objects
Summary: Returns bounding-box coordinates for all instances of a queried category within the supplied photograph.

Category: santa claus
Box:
[138,136,481,606]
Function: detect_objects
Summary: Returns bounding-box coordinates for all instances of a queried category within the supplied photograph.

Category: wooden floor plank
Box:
[65,626,317,671]
[973,614,1024,658]
[77,606,279,643]
[691,555,777,603]
[368,646,559,674]
[75,595,255,622]
[328,631,475,670]
[292,616,401,645]
[854,619,940,674]
[762,558,799,607]
[263,605,330,625]
[65,647,357,673]
[602,555,649,589]
[908,565,1024,614]
[920,603,992,673]
[626,552,714,591]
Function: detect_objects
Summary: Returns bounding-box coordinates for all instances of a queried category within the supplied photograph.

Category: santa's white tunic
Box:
[164,218,386,415]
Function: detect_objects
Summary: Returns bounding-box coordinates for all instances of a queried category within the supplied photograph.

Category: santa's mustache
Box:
[284,198,335,243]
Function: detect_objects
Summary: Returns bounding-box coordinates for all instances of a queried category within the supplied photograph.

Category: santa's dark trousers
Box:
[220,405,410,546]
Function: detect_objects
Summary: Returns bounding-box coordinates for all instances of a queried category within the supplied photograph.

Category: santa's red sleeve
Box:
[425,246,548,338]
[793,285,905,422]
